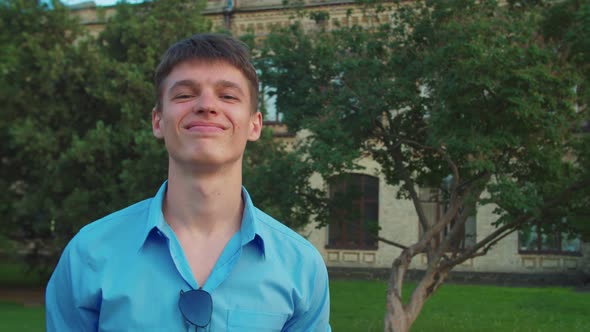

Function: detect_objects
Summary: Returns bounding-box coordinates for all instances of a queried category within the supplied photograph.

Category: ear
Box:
[248,111,263,141]
[152,107,164,139]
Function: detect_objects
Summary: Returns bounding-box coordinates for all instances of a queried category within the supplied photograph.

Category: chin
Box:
[172,153,242,170]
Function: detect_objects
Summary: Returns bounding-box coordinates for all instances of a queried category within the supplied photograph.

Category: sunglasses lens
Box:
[179,289,213,327]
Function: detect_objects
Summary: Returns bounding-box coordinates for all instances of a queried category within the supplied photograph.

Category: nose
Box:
[194,90,217,115]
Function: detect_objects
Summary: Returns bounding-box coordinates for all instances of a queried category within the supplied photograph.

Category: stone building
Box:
[69,0,589,282]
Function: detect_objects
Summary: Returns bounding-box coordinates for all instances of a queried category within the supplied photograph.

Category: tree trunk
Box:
[385,250,449,332]
[384,253,410,332]
[384,299,408,332]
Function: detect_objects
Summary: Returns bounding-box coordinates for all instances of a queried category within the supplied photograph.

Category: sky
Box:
[62,0,139,6]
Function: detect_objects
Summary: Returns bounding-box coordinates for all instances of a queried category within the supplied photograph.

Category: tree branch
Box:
[326,212,410,250]
[399,138,460,201]
[391,142,431,233]
[378,236,409,250]
[405,196,464,259]
[374,117,432,235]
[468,227,516,258]
[440,178,590,269]
[441,220,521,269]
[436,173,490,256]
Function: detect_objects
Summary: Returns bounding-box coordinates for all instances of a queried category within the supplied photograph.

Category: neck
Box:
[163,160,244,238]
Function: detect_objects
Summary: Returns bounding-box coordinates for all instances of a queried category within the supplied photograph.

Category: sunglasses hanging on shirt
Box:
[178,288,213,329]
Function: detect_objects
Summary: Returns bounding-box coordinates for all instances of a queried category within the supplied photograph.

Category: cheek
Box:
[162,109,184,127]
[226,115,242,132]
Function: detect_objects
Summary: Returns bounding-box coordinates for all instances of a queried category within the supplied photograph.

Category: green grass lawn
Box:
[0,302,44,332]
[0,261,45,331]
[330,280,590,332]
[0,273,589,331]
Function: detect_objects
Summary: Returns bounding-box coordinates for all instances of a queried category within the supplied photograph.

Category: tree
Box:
[3,0,325,281]
[1,0,113,277]
[243,127,328,231]
[1,0,212,280]
[540,0,590,243]
[258,0,589,331]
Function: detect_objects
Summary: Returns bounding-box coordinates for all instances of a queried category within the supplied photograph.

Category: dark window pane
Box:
[364,201,379,247]
[519,226,539,251]
[540,231,560,251]
[329,220,341,245]
[328,174,379,249]
[518,224,581,255]
[364,176,379,200]
[561,234,581,252]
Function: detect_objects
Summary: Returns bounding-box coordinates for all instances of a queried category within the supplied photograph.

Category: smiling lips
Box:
[184,121,226,133]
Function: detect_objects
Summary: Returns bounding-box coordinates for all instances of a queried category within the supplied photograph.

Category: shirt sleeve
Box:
[46,236,100,332]
[283,254,332,332]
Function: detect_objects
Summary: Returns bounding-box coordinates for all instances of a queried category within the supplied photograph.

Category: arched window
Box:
[327,174,379,250]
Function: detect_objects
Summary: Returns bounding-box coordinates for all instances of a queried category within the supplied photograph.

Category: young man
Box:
[46,34,331,331]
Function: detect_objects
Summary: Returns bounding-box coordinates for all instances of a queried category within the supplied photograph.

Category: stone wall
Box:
[69,0,389,37]
[328,267,588,287]
[303,155,588,276]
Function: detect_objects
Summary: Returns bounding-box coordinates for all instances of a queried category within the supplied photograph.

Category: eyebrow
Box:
[167,79,196,95]
[217,80,246,96]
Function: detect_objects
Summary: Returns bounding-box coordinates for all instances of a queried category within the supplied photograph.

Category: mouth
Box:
[184,121,226,132]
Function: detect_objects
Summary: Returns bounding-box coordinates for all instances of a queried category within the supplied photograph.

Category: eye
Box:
[173,94,194,101]
[220,94,238,101]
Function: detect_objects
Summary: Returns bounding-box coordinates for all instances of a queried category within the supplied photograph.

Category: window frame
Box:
[518,224,582,256]
[326,173,379,251]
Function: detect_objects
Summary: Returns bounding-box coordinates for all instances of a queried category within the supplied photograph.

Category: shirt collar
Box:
[140,181,266,257]
[241,186,267,258]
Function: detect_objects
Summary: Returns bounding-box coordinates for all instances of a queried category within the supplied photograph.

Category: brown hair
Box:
[154,33,259,112]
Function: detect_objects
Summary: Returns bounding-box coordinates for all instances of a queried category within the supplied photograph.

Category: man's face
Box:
[152,60,262,170]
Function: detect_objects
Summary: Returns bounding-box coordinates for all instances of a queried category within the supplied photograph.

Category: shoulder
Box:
[254,208,316,249]
[67,198,153,263]
[78,198,152,235]
[253,208,325,265]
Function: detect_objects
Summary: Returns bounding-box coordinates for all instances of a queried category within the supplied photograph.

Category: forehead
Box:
[163,60,250,92]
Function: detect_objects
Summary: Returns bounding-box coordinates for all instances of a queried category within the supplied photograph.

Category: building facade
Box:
[302,157,589,277]
[70,0,589,279]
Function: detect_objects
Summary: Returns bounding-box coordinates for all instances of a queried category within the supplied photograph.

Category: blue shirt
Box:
[46,182,331,331]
